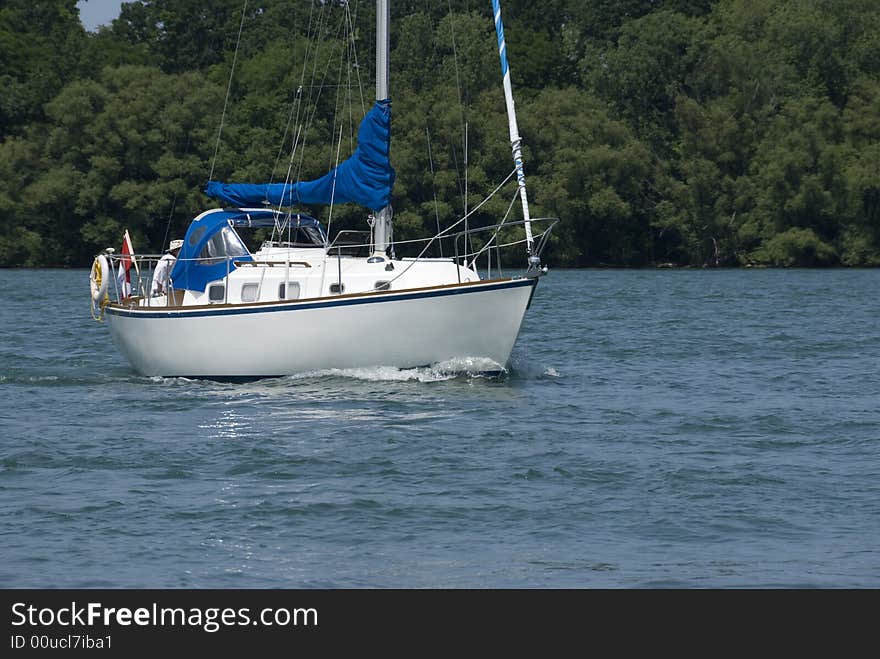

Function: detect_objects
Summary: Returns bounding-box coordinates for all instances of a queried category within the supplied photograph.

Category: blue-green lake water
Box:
[1,268,878,587]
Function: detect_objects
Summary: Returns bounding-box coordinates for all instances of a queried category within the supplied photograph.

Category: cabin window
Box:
[187,226,206,247]
[374,281,391,291]
[208,284,225,302]
[286,225,326,246]
[199,226,249,265]
[330,283,345,294]
[279,282,300,300]
[241,282,259,302]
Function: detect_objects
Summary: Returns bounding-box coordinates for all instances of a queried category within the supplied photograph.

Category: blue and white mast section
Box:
[492,0,535,262]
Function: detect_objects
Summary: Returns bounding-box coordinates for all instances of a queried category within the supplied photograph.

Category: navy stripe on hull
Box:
[106,278,536,320]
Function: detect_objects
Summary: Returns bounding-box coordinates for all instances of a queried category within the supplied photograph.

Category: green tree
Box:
[0,0,86,138]
[584,10,703,152]
[3,0,880,268]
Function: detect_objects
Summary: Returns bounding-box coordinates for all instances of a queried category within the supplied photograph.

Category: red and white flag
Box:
[117,230,136,297]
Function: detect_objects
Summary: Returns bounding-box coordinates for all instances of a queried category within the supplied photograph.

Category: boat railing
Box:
[103,252,239,306]
[322,217,558,282]
[449,217,558,280]
[102,250,319,307]
[99,217,557,306]
[104,252,248,306]
[102,253,167,306]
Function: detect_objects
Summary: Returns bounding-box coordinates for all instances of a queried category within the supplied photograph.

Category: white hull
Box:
[106,278,536,377]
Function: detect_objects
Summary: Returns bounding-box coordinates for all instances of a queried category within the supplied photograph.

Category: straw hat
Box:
[169,239,183,251]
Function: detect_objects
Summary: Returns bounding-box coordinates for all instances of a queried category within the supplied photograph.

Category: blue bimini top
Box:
[170,208,326,292]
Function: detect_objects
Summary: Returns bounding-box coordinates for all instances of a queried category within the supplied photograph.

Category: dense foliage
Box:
[1,0,878,267]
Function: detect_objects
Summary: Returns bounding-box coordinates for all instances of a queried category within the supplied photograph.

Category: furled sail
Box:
[205,99,394,211]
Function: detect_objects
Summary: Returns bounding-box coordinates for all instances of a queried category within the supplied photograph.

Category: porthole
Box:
[241,282,259,302]
[208,284,225,302]
[279,282,301,300]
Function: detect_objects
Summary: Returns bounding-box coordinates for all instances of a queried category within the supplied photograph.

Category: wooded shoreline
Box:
[1,1,878,269]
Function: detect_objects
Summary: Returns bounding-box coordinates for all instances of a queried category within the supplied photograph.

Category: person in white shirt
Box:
[151,239,183,296]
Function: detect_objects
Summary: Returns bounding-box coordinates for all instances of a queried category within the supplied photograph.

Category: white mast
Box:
[373,0,392,256]
[491,0,535,260]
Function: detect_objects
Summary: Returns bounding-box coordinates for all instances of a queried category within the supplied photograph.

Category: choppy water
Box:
[1,268,878,587]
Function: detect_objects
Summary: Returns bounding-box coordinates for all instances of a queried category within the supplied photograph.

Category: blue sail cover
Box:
[205,99,395,211]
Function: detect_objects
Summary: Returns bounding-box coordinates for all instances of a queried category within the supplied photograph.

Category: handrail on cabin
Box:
[234,260,311,268]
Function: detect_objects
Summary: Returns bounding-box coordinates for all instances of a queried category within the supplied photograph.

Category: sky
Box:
[77,0,126,32]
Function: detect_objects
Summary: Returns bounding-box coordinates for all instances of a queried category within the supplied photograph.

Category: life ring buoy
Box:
[90,254,109,304]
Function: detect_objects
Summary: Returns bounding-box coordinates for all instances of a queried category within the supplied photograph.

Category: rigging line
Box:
[441,169,517,246]
[272,7,351,238]
[274,0,319,181]
[348,39,354,155]
[469,187,518,270]
[448,129,472,262]
[464,120,468,219]
[291,9,349,189]
[303,2,329,119]
[359,169,516,251]
[208,0,249,182]
[446,1,475,262]
[279,123,303,209]
[326,123,345,242]
[162,192,179,251]
[287,0,328,181]
[426,125,443,257]
[449,132,463,206]
[271,123,304,243]
[345,0,366,116]
[380,168,517,289]
[161,131,190,252]
[345,4,356,154]
[329,21,349,172]
[328,5,362,171]
[272,0,320,184]
[272,85,303,184]
[446,0,468,213]
[295,9,347,183]
[288,0,330,187]
[290,83,368,88]
[375,215,553,251]
[297,6,346,160]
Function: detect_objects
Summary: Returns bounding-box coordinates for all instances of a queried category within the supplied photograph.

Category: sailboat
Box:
[89,0,556,378]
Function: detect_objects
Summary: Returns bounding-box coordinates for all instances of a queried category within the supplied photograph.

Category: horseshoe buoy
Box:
[90,254,109,304]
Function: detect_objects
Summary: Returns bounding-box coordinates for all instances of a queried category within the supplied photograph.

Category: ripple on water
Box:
[1,268,879,587]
